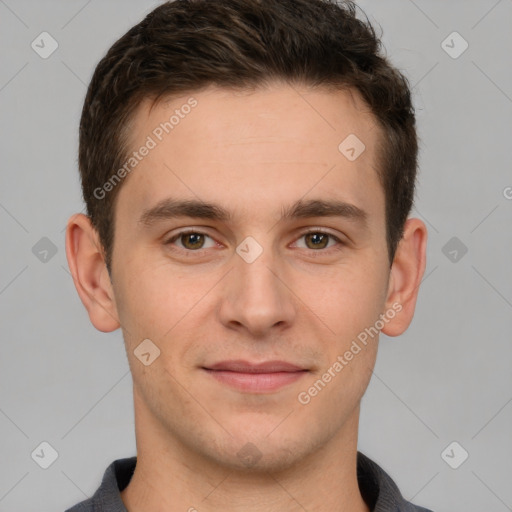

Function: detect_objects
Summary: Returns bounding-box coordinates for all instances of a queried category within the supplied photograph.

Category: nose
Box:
[218,240,296,338]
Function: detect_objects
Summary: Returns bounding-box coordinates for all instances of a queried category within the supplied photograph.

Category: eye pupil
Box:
[305,233,329,249]
[183,233,204,250]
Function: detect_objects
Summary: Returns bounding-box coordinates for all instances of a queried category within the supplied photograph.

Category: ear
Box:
[381,217,427,337]
[65,213,120,332]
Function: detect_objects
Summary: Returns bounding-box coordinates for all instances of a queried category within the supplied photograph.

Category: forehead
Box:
[116,82,384,228]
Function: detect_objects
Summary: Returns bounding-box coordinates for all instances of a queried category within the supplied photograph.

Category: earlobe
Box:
[381,218,428,337]
[65,213,120,333]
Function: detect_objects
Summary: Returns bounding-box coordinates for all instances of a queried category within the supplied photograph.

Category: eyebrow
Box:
[138,197,367,227]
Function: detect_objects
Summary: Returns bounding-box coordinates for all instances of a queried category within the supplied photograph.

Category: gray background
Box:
[1,0,511,511]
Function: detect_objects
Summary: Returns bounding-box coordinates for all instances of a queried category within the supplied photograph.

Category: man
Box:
[64,0,432,510]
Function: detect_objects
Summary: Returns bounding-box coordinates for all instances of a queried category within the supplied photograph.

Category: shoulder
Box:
[357,451,435,512]
[64,457,136,512]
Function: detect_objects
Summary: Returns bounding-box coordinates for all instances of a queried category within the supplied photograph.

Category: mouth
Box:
[201,360,309,393]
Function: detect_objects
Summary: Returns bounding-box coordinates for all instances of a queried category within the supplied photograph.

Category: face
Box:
[108,82,392,471]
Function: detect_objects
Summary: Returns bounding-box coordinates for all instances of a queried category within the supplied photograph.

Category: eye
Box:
[165,230,217,251]
[294,229,343,251]
[164,228,344,254]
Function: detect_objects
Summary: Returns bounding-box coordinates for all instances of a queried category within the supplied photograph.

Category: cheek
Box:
[112,261,172,340]
[113,258,217,344]
[302,260,388,344]
[295,267,385,415]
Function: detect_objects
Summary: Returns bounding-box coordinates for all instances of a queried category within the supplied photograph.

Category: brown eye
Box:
[292,229,345,254]
[180,232,205,250]
[165,230,216,252]
[304,232,330,250]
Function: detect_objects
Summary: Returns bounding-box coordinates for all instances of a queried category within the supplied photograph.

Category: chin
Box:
[204,427,315,474]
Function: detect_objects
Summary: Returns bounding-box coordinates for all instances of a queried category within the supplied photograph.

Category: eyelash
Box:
[164,228,345,255]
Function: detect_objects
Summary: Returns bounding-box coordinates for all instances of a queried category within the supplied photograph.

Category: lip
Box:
[205,360,305,373]
[202,360,308,393]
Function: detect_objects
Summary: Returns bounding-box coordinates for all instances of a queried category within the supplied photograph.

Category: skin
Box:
[66,82,427,512]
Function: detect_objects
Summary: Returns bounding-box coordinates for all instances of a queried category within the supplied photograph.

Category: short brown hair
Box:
[79,0,418,274]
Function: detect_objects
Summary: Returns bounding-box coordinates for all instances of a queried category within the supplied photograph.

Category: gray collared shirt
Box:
[65,451,434,511]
